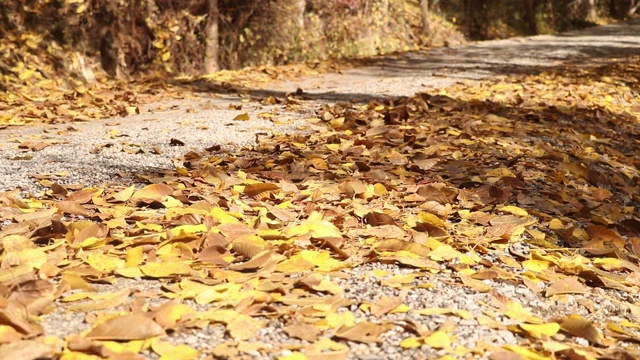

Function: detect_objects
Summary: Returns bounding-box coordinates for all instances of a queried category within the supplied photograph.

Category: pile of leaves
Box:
[1,54,640,359]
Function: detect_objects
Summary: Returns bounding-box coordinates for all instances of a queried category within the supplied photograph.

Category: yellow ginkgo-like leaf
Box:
[400,337,423,349]
[522,259,550,272]
[139,262,192,278]
[423,331,451,349]
[520,322,560,339]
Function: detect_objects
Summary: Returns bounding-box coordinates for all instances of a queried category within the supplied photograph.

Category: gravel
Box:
[5,19,640,359]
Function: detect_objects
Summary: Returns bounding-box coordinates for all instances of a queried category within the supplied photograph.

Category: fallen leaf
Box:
[85,314,164,340]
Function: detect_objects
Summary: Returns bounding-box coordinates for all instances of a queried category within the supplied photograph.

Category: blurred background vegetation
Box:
[0,0,637,90]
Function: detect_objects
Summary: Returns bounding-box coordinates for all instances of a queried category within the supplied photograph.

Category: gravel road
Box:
[3,19,640,360]
[2,19,639,194]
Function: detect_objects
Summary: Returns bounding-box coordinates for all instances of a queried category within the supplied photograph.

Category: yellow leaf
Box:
[153,340,198,360]
[417,212,445,228]
[277,352,308,360]
[299,250,343,271]
[371,269,389,277]
[116,267,145,278]
[125,246,144,267]
[373,183,387,196]
[423,331,451,349]
[10,248,47,269]
[155,303,194,328]
[61,273,97,292]
[78,236,108,250]
[499,206,529,217]
[234,113,250,121]
[169,224,208,238]
[139,262,192,278]
[621,319,640,328]
[428,245,462,261]
[520,322,560,339]
[459,274,491,292]
[86,252,125,273]
[210,207,240,223]
[505,300,542,324]
[389,304,411,314]
[593,257,624,271]
[227,314,263,340]
[326,311,356,329]
[400,337,423,349]
[549,218,564,230]
[286,211,342,238]
[275,256,315,273]
[19,68,36,80]
[486,167,514,177]
[162,196,183,208]
[522,259,550,272]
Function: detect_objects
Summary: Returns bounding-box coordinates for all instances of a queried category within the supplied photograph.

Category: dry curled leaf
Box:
[85,314,164,340]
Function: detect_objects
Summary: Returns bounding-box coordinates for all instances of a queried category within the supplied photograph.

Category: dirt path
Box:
[270,18,640,100]
[2,19,639,194]
[2,19,640,360]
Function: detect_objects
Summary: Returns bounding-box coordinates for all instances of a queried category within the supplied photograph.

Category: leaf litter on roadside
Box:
[1,56,640,359]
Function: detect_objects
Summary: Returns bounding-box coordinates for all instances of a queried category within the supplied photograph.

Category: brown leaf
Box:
[411,158,439,171]
[85,314,164,340]
[545,277,588,297]
[334,321,393,343]
[283,323,321,342]
[263,203,297,222]
[0,308,42,337]
[558,314,602,344]
[66,188,100,203]
[244,183,280,198]
[67,336,110,357]
[364,212,396,226]
[131,184,173,201]
[169,138,185,146]
[370,296,403,317]
[584,224,625,254]
[459,274,491,292]
[71,223,109,245]
[228,250,274,271]
[0,340,53,360]
[112,185,135,202]
[56,201,90,216]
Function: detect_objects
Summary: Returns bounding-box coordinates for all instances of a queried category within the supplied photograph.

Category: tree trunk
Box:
[204,0,220,74]
[608,0,617,18]
[464,0,488,40]
[523,0,537,35]
[586,0,597,22]
[295,0,306,29]
[420,0,430,36]
[629,0,640,16]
